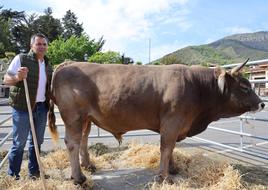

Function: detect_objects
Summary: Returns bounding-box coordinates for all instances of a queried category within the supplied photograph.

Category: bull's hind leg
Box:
[80,118,96,172]
[64,120,86,185]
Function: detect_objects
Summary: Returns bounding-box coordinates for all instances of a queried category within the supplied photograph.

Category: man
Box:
[4,33,53,180]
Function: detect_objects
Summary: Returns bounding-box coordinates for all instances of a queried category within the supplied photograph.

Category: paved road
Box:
[1,98,268,168]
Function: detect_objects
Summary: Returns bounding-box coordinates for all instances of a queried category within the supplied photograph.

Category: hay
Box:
[0,175,92,190]
[42,149,70,170]
[148,165,243,190]
[0,148,93,190]
[0,143,267,190]
[160,147,242,190]
[118,143,160,169]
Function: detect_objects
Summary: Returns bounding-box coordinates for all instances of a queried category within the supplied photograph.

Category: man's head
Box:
[30,33,48,58]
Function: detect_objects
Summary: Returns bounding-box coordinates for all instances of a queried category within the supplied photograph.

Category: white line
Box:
[215,141,268,154]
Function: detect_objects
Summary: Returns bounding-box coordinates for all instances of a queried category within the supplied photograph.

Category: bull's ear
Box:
[214,67,226,94]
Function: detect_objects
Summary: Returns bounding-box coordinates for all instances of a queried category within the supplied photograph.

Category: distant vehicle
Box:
[121,55,134,64]
[0,59,10,98]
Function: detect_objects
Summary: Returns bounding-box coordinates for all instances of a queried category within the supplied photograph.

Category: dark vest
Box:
[9,51,53,111]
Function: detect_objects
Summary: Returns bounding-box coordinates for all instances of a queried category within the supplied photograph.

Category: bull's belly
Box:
[91,115,159,134]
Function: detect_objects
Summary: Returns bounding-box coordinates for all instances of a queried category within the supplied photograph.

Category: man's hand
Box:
[4,67,29,86]
[16,67,29,81]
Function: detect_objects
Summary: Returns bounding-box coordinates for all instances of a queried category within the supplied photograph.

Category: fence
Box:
[191,115,268,160]
[1,59,268,169]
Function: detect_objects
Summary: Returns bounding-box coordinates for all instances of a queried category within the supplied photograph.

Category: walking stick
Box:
[23,79,47,190]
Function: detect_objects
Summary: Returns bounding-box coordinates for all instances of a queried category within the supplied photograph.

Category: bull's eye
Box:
[240,86,251,94]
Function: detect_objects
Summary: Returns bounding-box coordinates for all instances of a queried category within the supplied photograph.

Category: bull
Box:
[48,59,265,184]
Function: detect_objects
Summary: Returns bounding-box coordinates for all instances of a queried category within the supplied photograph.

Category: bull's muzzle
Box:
[260,102,265,110]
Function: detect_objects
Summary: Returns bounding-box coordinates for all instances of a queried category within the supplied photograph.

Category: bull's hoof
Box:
[169,167,179,175]
[82,163,97,173]
[153,174,164,183]
[144,182,153,190]
[153,174,174,184]
[71,174,87,185]
[164,176,174,184]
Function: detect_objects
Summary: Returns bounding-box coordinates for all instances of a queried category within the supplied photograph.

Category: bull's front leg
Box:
[157,136,176,184]
[169,135,186,175]
[169,155,178,175]
[157,117,182,184]
[65,122,86,185]
[80,119,96,173]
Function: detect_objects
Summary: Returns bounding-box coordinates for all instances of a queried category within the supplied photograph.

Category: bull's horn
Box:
[231,58,249,75]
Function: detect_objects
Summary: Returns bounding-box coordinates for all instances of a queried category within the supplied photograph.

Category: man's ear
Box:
[214,67,226,94]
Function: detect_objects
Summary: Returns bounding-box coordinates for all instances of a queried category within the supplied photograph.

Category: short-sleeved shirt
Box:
[7,55,47,102]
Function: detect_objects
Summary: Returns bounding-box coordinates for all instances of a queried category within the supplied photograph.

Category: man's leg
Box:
[28,103,48,177]
[8,109,31,179]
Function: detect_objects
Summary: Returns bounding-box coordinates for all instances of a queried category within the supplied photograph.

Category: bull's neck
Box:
[192,67,228,120]
[192,68,222,100]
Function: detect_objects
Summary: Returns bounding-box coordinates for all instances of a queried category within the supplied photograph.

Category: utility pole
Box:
[148,38,151,64]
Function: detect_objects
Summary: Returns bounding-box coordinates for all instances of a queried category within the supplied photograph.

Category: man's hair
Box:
[30,33,48,45]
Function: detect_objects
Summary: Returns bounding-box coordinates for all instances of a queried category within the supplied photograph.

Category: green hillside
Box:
[155,31,268,65]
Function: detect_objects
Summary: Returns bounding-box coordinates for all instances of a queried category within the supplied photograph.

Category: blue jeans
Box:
[7,102,48,178]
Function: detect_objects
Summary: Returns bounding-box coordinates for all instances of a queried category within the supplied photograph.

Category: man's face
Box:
[31,37,48,56]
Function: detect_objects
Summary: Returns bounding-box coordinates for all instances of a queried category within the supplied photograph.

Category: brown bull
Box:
[48,59,264,184]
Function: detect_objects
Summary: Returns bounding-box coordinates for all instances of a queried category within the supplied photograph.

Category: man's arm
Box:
[3,73,21,86]
[3,67,29,86]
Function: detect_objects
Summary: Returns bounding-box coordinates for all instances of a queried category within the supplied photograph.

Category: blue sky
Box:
[2,0,268,63]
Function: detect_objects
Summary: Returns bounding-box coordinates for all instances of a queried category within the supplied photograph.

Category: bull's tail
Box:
[48,99,59,144]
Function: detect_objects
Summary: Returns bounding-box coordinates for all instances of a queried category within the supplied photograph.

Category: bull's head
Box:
[214,59,265,114]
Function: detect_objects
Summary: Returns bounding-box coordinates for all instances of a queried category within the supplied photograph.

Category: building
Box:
[248,60,268,96]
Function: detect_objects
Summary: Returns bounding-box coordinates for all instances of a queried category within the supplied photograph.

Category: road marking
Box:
[215,141,268,154]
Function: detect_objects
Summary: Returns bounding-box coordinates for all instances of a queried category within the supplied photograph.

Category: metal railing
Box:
[191,115,268,160]
[1,59,268,169]
[1,106,267,170]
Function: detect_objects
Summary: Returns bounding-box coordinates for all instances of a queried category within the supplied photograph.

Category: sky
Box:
[2,0,268,63]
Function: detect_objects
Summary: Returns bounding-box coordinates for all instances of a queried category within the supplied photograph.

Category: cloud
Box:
[226,26,253,34]
[43,0,191,55]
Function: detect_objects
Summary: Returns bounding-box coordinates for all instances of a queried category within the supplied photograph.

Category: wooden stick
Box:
[23,79,47,190]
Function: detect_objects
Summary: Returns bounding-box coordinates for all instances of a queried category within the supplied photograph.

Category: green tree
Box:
[161,55,182,65]
[47,35,104,65]
[11,13,38,53]
[62,10,83,39]
[0,7,26,54]
[89,51,122,64]
[1,7,62,53]
[32,7,63,42]
[0,18,12,57]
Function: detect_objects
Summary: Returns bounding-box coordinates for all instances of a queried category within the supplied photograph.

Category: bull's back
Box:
[52,63,191,132]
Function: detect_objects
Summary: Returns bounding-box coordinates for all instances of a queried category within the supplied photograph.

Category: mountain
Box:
[155,31,268,65]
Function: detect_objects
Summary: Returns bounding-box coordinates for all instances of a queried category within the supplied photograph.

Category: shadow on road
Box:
[233,164,268,186]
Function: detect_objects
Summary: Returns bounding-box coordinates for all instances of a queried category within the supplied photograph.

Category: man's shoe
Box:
[14,176,20,180]
[7,174,20,180]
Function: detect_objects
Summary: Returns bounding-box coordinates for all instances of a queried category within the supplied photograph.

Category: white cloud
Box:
[226,26,253,34]
[42,0,191,58]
